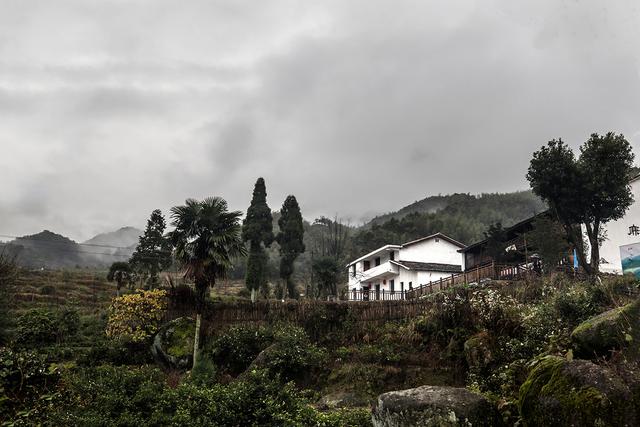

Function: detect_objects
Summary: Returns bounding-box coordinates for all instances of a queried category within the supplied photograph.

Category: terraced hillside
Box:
[11,269,115,314]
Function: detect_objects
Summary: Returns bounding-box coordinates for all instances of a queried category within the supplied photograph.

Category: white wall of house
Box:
[346,234,465,298]
[399,237,462,265]
[597,177,640,274]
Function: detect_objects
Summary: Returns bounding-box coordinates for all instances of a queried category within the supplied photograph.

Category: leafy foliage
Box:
[169,197,246,307]
[208,325,275,375]
[45,365,371,427]
[0,347,60,424]
[277,195,305,298]
[130,209,173,288]
[15,308,80,347]
[107,261,134,294]
[105,289,168,343]
[527,133,635,273]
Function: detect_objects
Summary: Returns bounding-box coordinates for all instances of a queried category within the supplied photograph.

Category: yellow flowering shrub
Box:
[106,289,168,343]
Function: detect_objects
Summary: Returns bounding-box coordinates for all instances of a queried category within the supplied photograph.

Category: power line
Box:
[0,233,139,250]
[0,233,173,260]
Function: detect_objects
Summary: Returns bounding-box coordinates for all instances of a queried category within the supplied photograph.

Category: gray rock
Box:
[519,356,636,426]
[571,298,640,359]
[372,385,500,427]
[464,331,493,369]
[151,317,195,370]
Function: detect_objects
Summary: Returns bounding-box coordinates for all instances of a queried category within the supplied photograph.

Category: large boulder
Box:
[151,317,195,370]
[571,299,640,359]
[518,355,636,426]
[372,385,500,427]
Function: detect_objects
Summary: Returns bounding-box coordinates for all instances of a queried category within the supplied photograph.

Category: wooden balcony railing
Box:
[404,261,531,300]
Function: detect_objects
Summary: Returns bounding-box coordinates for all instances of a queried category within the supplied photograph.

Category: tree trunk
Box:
[586,222,600,275]
[251,288,256,303]
[563,222,593,276]
[192,312,201,368]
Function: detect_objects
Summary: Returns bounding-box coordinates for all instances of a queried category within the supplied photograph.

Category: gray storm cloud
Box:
[0,0,639,240]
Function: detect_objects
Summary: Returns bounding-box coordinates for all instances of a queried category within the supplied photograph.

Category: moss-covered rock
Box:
[151,317,195,370]
[518,356,636,426]
[372,385,501,426]
[571,298,640,359]
[464,331,493,369]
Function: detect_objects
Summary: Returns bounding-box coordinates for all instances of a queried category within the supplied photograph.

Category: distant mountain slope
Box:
[353,191,547,253]
[0,227,142,269]
[83,226,142,248]
[366,191,545,228]
[0,230,86,269]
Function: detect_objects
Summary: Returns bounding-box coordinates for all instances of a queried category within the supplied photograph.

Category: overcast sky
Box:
[1,0,640,241]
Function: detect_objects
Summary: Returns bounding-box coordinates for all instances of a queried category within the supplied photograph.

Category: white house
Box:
[596,174,640,276]
[346,233,465,300]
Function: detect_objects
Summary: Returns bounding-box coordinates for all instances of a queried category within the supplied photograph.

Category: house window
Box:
[435,238,440,243]
[400,282,404,292]
[409,282,413,290]
[351,265,356,277]
[375,257,381,266]
[363,260,370,271]
[390,251,395,261]
[390,279,395,292]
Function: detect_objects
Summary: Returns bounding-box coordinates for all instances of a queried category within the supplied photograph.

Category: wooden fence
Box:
[405,261,531,299]
[166,298,437,331]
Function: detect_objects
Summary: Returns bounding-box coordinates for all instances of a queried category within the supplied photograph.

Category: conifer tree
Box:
[277,195,305,298]
[130,209,172,288]
[242,178,274,302]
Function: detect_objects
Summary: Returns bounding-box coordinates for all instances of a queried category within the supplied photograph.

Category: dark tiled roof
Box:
[393,260,462,273]
[402,232,466,249]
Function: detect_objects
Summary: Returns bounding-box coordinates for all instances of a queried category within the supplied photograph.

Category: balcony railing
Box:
[350,261,398,284]
[347,289,407,301]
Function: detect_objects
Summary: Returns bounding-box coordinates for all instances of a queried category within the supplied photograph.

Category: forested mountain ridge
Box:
[353,191,546,253]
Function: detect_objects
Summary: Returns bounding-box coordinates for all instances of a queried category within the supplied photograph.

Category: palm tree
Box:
[169,197,246,365]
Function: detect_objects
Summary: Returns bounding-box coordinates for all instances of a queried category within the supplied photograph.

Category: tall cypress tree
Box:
[277,195,305,299]
[242,178,274,302]
[130,209,172,289]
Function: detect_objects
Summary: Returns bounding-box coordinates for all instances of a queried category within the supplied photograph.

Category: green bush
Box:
[15,308,81,348]
[208,325,275,375]
[190,355,218,387]
[15,309,57,347]
[0,347,60,423]
[261,326,327,383]
[49,365,171,426]
[553,286,597,325]
[56,308,80,343]
[47,365,372,427]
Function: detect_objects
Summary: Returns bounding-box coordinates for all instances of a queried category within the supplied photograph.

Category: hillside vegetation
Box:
[4,261,640,425]
[355,191,546,252]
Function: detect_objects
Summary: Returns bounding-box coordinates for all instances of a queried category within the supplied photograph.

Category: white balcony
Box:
[352,261,399,284]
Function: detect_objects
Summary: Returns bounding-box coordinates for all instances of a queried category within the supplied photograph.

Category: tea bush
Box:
[46,366,372,426]
[207,324,275,375]
[0,347,60,423]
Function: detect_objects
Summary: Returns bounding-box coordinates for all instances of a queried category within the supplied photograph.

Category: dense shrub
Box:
[552,286,597,325]
[47,366,372,426]
[0,347,60,423]
[49,365,170,426]
[15,309,58,347]
[260,326,327,383]
[77,338,153,367]
[208,325,275,375]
